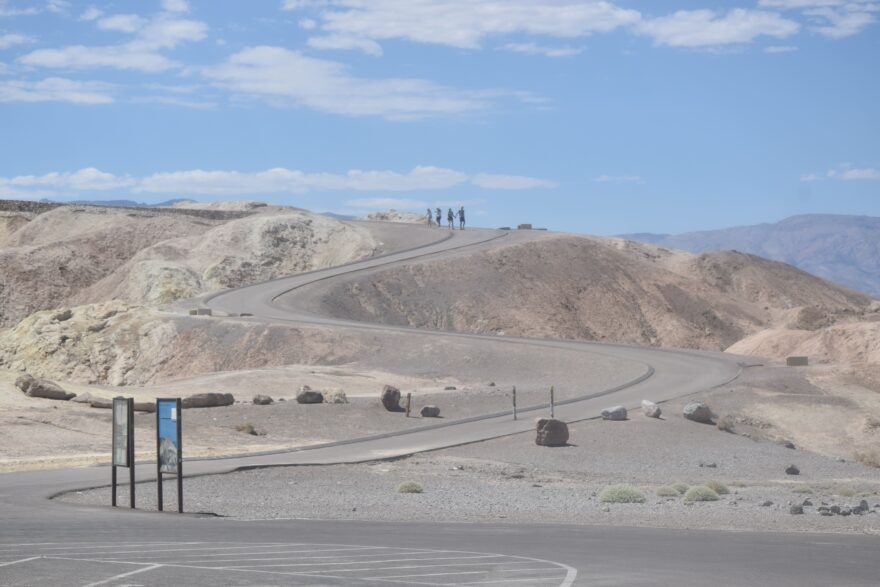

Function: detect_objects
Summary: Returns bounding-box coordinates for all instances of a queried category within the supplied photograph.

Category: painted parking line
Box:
[0,556,41,567]
[80,564,163,587]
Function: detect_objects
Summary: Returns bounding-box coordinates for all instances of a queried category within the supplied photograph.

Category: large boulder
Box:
[19,375,75,401]
[683,402,713,423]
[420,405,441,418]
[182,392,234,409]
[296,388,324,404]
[323,388,348,404]
[535,418,569,446]
[601,405,628,421]
[381,384,402,411]
[253,394,274,405]
[71,392,95,404]
[133,401,156,413]
[641,400,662,418]
[89,397,112,409]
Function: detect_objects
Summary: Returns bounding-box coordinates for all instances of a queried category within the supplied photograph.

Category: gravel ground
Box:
[61,369,880,534]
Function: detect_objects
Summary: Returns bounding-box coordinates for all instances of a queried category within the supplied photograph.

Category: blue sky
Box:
[0,0,878,234]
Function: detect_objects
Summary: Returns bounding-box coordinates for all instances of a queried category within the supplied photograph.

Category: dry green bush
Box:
[398,481,424,494]
[672,482,689,495]
[683,486,720,502]
[705,480,730,495]
[716,415,735,433]
[599,484,646,504]
[656,485,680,497]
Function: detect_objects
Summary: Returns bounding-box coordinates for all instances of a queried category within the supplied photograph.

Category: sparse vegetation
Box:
[854,450,880,468]
[599,484,646,504]
[323,388,349,404]
[838,487,857,498]
[235,422,264,436]
[656,485,680,497]
[398,481,424,494]
[672,482,689,495]
[791,484,813,494]
[683,486,720,502]
[705,480,729,495]
[716,415,735,433]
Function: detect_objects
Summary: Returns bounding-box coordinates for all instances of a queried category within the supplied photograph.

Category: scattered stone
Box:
[182,392,235,409]
[133,402,155,413]
[535,418,569,447]
[641,400,662,418]
[53,308,73,322]
[858,500,870,513]
[683,402,713,423]
[296,388,324,404]
[601,405,628,421]
[323,388,348,404]
[21,377,76,401]
[420,405,441,418]
[380,384,402,411]
[699,461,718,469]
[15,373,36,393]
[71,392,94,404]
[253,394,274,405]
[839,507,852,516]
[790,505,804,515]
[780,440,796,449]
[802,499,813,507]
[444,386,457,391]
[785,465,800,476]
[89,397,112,409]
[830,505,841,515]
[761,500,773,507]
[488,382,496,387]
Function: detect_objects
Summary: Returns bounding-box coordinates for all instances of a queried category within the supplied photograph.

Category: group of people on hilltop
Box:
[426,206,465,230]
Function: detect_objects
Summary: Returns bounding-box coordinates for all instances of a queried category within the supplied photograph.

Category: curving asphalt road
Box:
[2,223,878,587]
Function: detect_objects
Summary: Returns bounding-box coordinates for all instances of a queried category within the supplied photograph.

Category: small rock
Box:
[535,418,569,447]
[182,393,234,409]
[857,499,870,513]
[790,505,804,515]
[89,397,112,409]
[323,388,348,404]
[444,386,457,391]
[71,392,94,404]
[820,510,833,516]
[781,441,796,449]
[839,507,851,516]
[488,382,496,387]
[14,373,35,393]
[380,384,402,411]
[761,500,774,507]
[683,402,713,423]
[785,465,800,475]
[641,400,662,418]
[296,389,324,404]
[699,461,718,468]
[420,405,441,418]
[802,499,813,507]
[253,394,274,405]
[830,505,841,514]
[601,405,628,421]
[53,308,73,322]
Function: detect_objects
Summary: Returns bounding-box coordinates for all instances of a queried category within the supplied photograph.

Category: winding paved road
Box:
[2,224,877,586]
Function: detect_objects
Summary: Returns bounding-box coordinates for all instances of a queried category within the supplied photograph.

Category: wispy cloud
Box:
[0,32,34,49]
[764,44,798,53]
[307,34,383,56]
[593,174,643,184]
[501,42,583,58]
[802,164,880,181]
[636,9,799,47]
[0,77,112,104]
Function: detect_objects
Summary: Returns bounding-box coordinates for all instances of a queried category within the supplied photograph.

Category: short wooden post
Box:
[512,386,517,421]
[405,392,412,417]
[550,386,555,418]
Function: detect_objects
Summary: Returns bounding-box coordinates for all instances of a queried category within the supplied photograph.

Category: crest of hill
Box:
[620,214,880,297]
[0,203,376,326]
[364,209,428,224]
[316,235,873,351]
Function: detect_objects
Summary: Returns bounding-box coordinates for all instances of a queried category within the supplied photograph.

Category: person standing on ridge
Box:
[447,208,455,230]
[426,208,433,226]
[435,207,442,227]
[458,206,465,230]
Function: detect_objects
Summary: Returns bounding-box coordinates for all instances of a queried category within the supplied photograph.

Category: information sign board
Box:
[112,397,130,467]
[157,399,179,474]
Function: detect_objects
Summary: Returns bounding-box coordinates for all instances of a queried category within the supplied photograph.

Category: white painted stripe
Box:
[0,556,40,567]
[80,564,162,587]
[51,543,297,558]
[459,576,566,585]
[139,546,389,562]
[158,550,416,564]
[0,542,182,552]
[265,560,544,575]
[218,554,502,569]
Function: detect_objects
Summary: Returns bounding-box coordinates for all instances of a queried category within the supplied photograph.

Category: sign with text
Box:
[112,397,131,467]
[157,399,180,474]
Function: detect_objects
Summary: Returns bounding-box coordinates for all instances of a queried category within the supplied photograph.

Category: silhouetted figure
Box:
[447,208,454,229]
[435,207,442,226]
[458,206,465,230]
[426,208,433,226]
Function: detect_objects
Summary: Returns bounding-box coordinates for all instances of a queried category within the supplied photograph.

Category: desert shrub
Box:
[838,486,857,497]
[235,423,258,436]
[791,484,813,494]
[716,415,735,433]
[683,486,720,502]
[323,388,349,404]
[854,450,880,468]
[672,482,689,495]
[705,480,730,495]
[656,485,680,497]
[398,481,423,494]
[599,484,646,504]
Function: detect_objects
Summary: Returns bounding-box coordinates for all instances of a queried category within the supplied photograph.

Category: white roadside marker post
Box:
[406,392,412,418]
[550,385,555,419]
[512,386,517,421]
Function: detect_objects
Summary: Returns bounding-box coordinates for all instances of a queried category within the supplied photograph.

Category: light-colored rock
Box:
[182,392,235,409]
[535,418,569,446]
[601,405,628,421]
[253,394,274,405]
[420,405,441,418]
[71,392,95,404]
[641,400,662,418]
[381,384,401,411]
[323,388,348,404]
[683,402,713,423]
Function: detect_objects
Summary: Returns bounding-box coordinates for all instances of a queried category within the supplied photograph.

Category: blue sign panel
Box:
[157,399,179,474]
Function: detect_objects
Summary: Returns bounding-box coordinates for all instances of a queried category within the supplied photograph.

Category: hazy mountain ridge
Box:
[620,214,880,297]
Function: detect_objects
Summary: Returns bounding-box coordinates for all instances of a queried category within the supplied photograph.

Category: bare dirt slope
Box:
[314,234,875,351]
[0,203,377,326]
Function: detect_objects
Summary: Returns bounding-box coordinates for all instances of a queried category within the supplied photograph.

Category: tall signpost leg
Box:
[156,403,163,512]
[111,465,117,507]
[177,397,183,514]
[550,386,555,419]
[128,398,135,509]
[512,386,517,421]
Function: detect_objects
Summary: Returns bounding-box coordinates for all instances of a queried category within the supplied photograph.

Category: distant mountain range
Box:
[620,214,880,297]
[40,198,195,208]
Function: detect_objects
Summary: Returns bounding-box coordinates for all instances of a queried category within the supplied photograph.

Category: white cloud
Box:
[501,42,583,57]
[804,6,877,38]
[162,0,190,13]
[299,18,317,30]
[840,167,880,180]
[0,32,34,49]
[97,14,147,33]
[202,45,486,120]
[283,0,640,49]
[801,165,880,181]
[307,34,383,56]
[593,174,643,183]
[0,77,112,104]
[472,173,557,189]
[764,44,798,52]
[131,95,216,109]
[346,197,428,209]
[800,172,821,181]
[79,5,102,21]
[637,9,800,47]
[18,12,207,72]
[0,165,555,196]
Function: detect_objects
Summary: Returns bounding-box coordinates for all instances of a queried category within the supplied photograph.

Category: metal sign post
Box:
[512,386,517,421]
[550,386,555,419]
[111,397,135,508]
[156,398,183,513]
